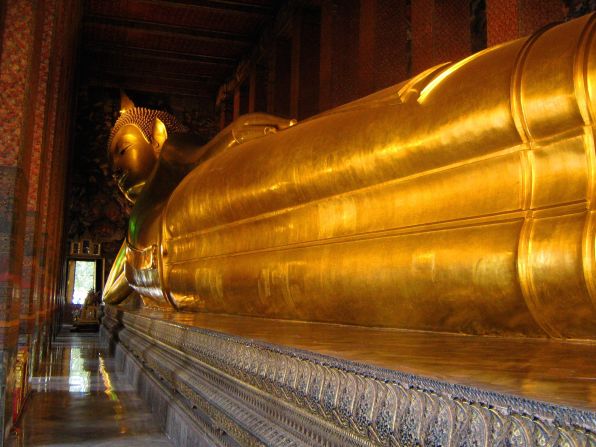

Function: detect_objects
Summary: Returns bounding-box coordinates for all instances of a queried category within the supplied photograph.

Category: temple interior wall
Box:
[1,0,595,445]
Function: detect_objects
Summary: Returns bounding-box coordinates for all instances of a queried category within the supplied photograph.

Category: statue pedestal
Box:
[101,305,596,446]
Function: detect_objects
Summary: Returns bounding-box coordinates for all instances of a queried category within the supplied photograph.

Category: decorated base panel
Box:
[101,306,596,447]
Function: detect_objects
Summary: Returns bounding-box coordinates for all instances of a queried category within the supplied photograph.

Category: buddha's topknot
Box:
[107,107,188,150]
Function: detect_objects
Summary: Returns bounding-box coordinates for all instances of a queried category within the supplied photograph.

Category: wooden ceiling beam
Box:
[82,42,238,67]
[138,0,275,16]
[84,14,254,44]
[85,74,217,98]
[84,68,215,84]
[80,51,232,79]
[85,69,217,87]
[82,64,220,87]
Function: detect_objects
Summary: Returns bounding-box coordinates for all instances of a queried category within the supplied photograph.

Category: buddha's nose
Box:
[112,167,124,179]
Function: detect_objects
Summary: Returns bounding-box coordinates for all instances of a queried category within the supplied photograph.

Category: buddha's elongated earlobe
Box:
[152,118,168,155]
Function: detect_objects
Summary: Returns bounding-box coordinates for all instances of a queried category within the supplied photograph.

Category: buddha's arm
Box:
[161,113,295,176]
[103,241,132,304]
[192,113,295,161]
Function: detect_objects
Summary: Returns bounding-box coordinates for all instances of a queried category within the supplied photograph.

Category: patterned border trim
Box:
[112,336,238,447]
[103,307,596,447]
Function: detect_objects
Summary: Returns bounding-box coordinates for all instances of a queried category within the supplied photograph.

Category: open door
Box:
[64,240,105,325]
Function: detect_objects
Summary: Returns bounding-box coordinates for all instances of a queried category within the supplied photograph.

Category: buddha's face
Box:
[108,124,157,202]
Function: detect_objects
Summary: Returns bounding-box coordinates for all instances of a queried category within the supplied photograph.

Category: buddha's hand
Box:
[103,241,133,305]
[237,112,297,131]
[230,113,297,146]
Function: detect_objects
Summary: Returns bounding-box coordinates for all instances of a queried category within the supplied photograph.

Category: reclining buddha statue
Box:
[104,14,596,340]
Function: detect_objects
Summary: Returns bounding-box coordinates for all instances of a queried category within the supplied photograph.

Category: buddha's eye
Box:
[118,144,131,156]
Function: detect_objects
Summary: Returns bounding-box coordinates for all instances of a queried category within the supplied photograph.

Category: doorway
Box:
[65,258,104,324]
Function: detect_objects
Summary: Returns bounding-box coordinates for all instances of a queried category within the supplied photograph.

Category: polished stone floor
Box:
[8,327,173,447]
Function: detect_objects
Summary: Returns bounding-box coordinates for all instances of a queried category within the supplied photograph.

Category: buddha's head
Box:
[107,93,187,202]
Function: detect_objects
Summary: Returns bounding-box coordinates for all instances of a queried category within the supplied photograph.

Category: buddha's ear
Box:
[152,118,168,154]
[120,90,135,114]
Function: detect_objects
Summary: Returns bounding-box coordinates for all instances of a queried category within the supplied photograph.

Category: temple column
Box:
[289,8,320,120]
[32,0,68,360]
[320,0,409,111]
[42,0,78,339]
[20,0,58,380]
[290,12,301,118]
[0,1,79,438]
[270,36,291,117]
[358,0,375,96]
[219,102,227,130]
[248,68,257,113]
[233,85,241,121]
[411,0,471,74]
[358,0,409,97]
[319,0,334,111]
[319,0,360,110]
[32,59,60,362]
[0,0,44,442]
[486,0,563,46]
[248,64,267,114]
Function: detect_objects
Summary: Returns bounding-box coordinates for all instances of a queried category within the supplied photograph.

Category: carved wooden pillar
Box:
[487,0,563,46]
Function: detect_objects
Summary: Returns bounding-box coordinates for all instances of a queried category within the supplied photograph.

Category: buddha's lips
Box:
[115,172,128,189]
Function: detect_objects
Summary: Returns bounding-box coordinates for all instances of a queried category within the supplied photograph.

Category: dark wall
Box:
[66,87,218,272]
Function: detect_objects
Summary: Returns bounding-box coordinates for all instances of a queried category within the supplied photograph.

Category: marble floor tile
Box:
[7,327,174,447]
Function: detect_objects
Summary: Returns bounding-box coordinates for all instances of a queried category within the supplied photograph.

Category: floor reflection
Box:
[8,327,173,447]
[68,347,91,392]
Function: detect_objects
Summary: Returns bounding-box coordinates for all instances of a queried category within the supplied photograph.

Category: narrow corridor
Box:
[8,327,173,447]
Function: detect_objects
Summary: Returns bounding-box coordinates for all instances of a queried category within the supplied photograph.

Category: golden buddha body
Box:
[105,15,596,340]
